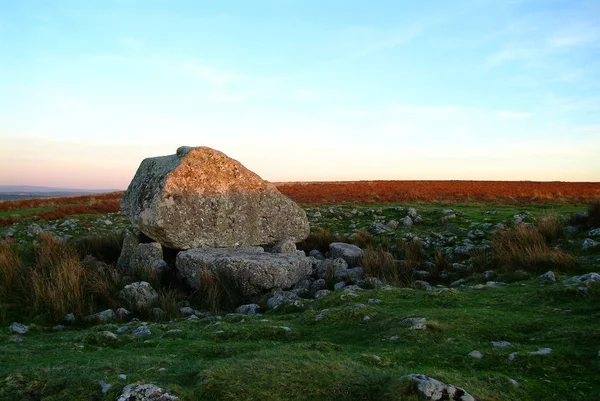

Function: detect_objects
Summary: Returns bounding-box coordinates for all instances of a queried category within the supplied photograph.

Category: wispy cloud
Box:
[180,62,244,84]
[497,110,531,119]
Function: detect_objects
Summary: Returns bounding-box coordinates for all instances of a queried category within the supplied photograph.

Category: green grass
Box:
[1,201,599,400]
[1,282,599,400]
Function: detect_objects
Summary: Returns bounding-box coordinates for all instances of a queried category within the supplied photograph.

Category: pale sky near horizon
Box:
[1,0,599,190]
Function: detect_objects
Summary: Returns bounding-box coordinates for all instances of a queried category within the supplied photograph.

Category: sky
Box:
[1,0,599,189]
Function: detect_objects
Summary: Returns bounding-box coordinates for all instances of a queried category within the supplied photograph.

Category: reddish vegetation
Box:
[276,181,600,205]
[1,181,598,227]
[0,192,122,227]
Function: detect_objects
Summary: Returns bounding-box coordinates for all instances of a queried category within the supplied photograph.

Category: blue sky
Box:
[1,0,598,189]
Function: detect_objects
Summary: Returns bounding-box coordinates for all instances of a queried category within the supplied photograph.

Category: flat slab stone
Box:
[176,247,312,296]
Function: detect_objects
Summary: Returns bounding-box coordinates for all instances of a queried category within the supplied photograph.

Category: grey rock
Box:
[314,289,332,299]
[401,317,426,326]
[120,282,159,311]
[491,341,511,348]
[486,281,508,287]
[117,383,178,401]
[87,309,115,323]
[96,380,112,394]
[100,331,118,340]
[565,272,600,284]
[315,257,348,280]
[368,222,390,235]
[401,373,476,401]
[176,247,311,296]
[236,303,261,315]
[117,230,139,270]
[537,271,556,282]
[588,228,600,237]
[64,313,76,323]
[450,279,466,287]
[166,329,183,335]
[310,278,326,293]
[333,281,346,291]
[454,245,474,255]
[468,350,483,359]
[452,263,467,270]
[400,216,413,228]
[120,146,309,250]
[179,307,194,317]
[413,280,433,291]
[363,316,371,321]
[118,374,127,380]
[129,242,167,274]
[482,270,495,279]
[13,337,23,343]
[269,238,297,254]
[267,291,298,309]
[368,298,382,304]
[329,242,364,267]
[508,378,519,388]
[528,347,552,355]
[9,322,28,334]
[116,326,129,334]
[582,238,600,249]
[509,352,519,360]
[115,308,133,320]
[386,220,399,230]
[26,223,44,237]
[1,227,16,239]
[52,325,65,331]
[390,335,399,341]
[131,326,152,337]
[407,208,418,219]
[309,249,323,259]
[408,323,428,330]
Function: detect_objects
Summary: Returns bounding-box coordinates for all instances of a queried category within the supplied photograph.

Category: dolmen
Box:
[119,146,311,296]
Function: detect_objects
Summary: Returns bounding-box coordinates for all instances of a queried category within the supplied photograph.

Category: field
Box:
[1,182,599,400]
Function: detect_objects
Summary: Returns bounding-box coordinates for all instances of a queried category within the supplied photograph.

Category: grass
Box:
[1,199,599,400]
[1,282,599,400]
[492,225,577,273]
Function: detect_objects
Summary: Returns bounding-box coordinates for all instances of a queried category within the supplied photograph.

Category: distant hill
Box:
[0,185,121,200]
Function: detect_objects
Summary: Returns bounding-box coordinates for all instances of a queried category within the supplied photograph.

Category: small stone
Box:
[408,323,427,330]
[9,322,29,334]
[482,270,495,279]
[333,281,346,291]
[468,350,483,359]
[491,341,512,348]
[116,326,129,334]
[537,271,556,282]
[401,317,426,326]
[236,304,261,315]
[508,378,519,387]
[509,352,519,360]
[52,325,65,331]
[117,384,177,401]
[368,298,382,304]
[118,374,127,380]
[131,326,151,337]
[64,313,76,323]
[528,347,552,355]
[390,335,399,341]
[363,316,371,321]
[179,306,194,317]
[13,337,23,343]
[96,380,112,394]
[166,329,183,334]
[582,238,600,249]
[314,289,332,299]
[100,331,118,339]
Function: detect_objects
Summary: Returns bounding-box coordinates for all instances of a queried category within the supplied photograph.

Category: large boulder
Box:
[176,247,312,296]
[121,146,309,250]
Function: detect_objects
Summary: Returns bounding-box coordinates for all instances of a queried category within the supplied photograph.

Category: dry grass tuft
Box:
[360,246,412,286]
[349,229,373,249]
[195,268,246,312]
[0,240,26,302]
[536,211,565,243]
[298,228,334,254]
[492,225,577,273]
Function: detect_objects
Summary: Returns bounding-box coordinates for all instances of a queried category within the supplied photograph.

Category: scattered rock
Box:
[528,348,552,356]
[120,282,159,311]
[120,146,309,249]
[400,374,476,401]
[96,380,112,394]
[508,378,519,388]
[314,289,332,299]
[8,322,28,334]
[491,341,511,348]
[582,238,600,249]
[179,307,194,317]
[131,326,152,337]
[509,352,519,360]
[236,304,261,315]
[116,383,178,401]
[537,271,556,282]
[329,242,364,267]
[86,309,116,323]
[468,350,483,359]
[589,228,600,237]
[268,238,297,254]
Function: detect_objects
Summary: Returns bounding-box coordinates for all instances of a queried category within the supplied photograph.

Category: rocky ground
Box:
[1,202,600,400]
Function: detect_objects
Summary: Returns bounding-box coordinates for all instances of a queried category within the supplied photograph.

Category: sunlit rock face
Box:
[121,146,310,250]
